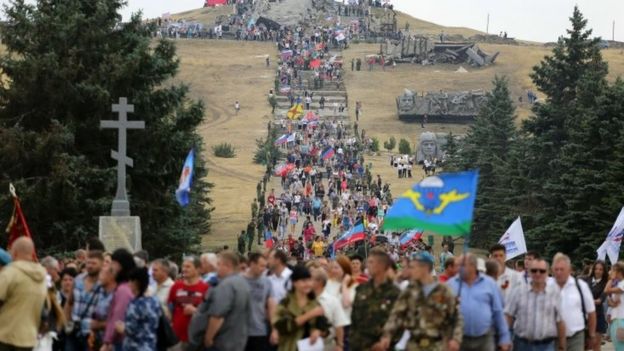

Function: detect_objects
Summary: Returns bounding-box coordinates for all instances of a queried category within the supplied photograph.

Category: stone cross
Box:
[101,98,145,216]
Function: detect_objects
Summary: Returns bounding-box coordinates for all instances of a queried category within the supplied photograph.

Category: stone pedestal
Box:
[99,216,142,252]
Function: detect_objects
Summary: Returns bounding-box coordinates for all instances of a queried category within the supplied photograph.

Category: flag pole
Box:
[9,183,16,198]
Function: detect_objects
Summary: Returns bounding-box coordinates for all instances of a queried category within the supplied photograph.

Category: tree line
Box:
[445,7,624,263]
[0,0,213,258]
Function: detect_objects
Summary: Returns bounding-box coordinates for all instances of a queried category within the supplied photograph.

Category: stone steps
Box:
[274,108,349,119]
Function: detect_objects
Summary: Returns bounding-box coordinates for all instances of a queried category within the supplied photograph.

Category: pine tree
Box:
[520,6,624,261]
[523,6,607,181]
[0,0,213,258]
[451,76,518,247]
[441,132,460,172]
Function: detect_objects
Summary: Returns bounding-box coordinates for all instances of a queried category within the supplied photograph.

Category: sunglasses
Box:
[530,268,547,274]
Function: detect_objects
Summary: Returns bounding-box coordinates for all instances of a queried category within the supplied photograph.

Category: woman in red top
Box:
[167,256,209,347]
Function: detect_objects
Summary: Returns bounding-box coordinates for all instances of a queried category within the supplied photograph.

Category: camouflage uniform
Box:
[383,281,463,351]
[350,279,401,350]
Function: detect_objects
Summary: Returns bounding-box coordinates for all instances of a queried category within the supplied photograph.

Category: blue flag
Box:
[175,149,195,207]
[383,171,479,236]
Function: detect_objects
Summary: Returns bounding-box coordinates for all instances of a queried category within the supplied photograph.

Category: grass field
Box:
[169,8,624,249]
[173,39,275,249]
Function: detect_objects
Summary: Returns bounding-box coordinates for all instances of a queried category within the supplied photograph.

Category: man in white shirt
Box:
[489,244,523,303]
[267,249,292,303]
[148,258,174,306]
[552,253,596,351]
[312,268,348,351]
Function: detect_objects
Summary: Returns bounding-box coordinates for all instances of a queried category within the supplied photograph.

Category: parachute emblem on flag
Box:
[402,176,469,215]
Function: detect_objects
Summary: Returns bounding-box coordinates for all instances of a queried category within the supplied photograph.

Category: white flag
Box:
[597,207,624,265]
[498,217,527,261]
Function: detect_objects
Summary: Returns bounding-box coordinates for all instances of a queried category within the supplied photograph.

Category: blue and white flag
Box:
[175,149,195,207]
[597,207,624,265]
[498,217,527,261]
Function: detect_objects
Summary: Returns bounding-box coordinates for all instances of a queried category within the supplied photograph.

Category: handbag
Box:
[156,309,178,351]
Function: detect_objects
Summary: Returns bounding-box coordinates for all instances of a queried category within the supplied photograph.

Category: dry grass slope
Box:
[377,8,486,38]
[170,5,235,24]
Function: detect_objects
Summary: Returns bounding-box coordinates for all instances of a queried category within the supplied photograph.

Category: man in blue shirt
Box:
[449,254,511,351]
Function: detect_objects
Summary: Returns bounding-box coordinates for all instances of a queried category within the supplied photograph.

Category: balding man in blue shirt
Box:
[449,253,511,351]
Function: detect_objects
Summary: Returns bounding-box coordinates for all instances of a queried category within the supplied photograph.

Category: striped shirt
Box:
[504,284,562,340]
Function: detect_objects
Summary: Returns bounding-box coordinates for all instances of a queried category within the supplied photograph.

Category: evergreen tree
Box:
[523,6,607,181]
[0,0,212,258]
[521,6,624,261]
[441,132,460,172]
[450,76,517,247]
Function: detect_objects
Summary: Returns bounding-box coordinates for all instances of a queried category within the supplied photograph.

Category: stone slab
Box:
[99,216,142,252]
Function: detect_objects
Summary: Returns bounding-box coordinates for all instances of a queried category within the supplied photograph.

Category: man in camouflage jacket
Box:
[350,249,401,350]
[379,252,463,351]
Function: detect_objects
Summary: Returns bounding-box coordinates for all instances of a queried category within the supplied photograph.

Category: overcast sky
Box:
[1,0,622,42]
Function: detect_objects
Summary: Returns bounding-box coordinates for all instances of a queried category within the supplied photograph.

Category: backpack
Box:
[156,306,178,351]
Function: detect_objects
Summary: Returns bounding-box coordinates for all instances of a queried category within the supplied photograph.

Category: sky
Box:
[1,0,622,42]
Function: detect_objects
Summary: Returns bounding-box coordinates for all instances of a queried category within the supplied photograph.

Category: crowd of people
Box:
[2,235,623,351]
[265,113,390,259]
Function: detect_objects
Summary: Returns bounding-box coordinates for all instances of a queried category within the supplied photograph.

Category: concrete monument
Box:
[99,98,145,252]
[416,131,445,163]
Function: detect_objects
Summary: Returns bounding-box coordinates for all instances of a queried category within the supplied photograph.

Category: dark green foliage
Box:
[446,76,518,247]
[253,127,283,165]
[212,143,236,158]
[445,7,624,263]
[519,7,624,262]
[441,132,459,172]
[370,137,380,152]
[383,136,396,152]
[0,0,212,258]
[398,138,411,155]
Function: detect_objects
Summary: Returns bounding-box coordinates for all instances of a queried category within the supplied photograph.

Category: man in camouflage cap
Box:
[377,251,463,351]
[350,248,401,350]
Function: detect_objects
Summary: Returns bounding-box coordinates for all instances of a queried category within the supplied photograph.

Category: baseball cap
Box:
[410,251,434,265]
[0,248,11,266]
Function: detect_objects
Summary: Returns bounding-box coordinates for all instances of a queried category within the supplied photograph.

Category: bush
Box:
[212,143,236,158]
[383,136,396,152]
[370,137,380,152]
[398,138,412,155]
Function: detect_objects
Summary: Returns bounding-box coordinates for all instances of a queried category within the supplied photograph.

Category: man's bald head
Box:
[11,237,35,261]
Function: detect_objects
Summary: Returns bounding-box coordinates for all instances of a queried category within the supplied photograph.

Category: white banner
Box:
[597,207,624,265]
[499,217,527,261]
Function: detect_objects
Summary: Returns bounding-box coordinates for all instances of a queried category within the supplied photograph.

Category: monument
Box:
[396,89,488,122]
[416,131,446,163]
[98,98,145,252]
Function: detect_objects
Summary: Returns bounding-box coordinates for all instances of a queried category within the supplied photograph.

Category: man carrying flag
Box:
[176,149,194,207]
[0,237,47,351]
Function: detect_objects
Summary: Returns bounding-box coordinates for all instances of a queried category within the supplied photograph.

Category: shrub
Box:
[398,138,412,155]
[370,137,380,152]
[212,142,236,158]
[383,136,396,152]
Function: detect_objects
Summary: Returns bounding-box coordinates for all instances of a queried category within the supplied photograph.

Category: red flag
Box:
[6,192,37,259]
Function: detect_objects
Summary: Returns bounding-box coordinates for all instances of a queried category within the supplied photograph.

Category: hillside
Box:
[373,8,486,38]
[168,6,624,249]
[170,5,234,24]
